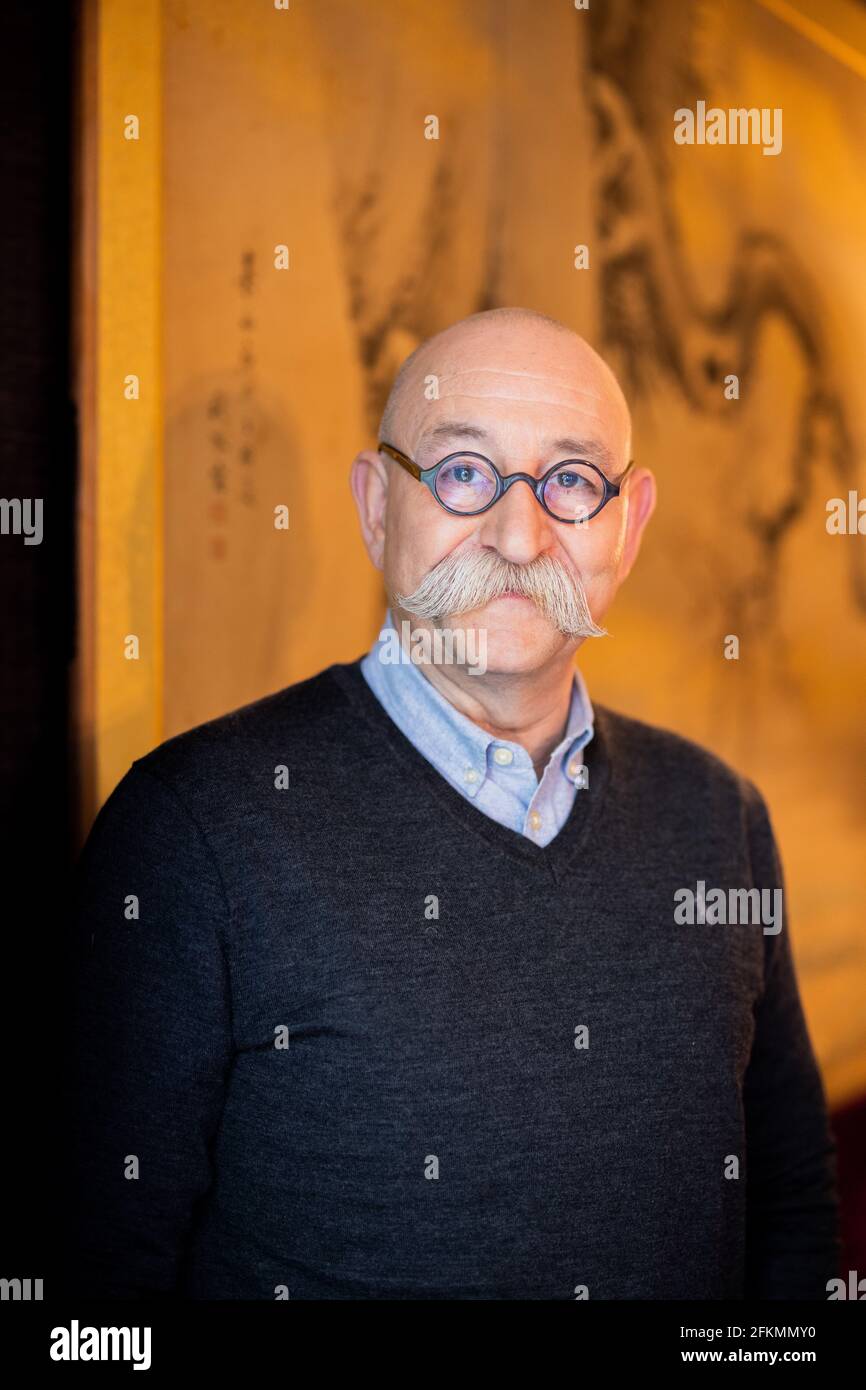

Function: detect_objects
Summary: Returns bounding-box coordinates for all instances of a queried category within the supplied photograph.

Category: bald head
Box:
[378,307,632,464]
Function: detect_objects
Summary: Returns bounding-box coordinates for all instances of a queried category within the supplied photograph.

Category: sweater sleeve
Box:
[63,762,234,1298]
[740,780,841,1300]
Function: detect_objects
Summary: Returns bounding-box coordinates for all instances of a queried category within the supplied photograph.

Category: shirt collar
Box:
[360,608,594,798]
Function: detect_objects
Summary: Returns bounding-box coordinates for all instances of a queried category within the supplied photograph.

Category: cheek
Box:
[383,491,471,588]
[565,514,626,585]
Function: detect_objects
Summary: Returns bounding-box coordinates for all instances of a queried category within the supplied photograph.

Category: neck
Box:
[402,635,577,776]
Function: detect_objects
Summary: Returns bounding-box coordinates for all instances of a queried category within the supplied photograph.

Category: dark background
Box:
[0,0,75,1290]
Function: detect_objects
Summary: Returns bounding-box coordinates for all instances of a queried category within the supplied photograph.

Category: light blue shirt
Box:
[360,608,594,846]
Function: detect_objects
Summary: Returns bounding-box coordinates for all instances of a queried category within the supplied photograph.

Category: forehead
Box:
[410,417,619,473]
[438,365,607,407]
[395,342,629,458]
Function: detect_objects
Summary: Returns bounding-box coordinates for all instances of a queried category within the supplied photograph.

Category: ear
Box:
[349,448,389,570]
[618,468,656,580]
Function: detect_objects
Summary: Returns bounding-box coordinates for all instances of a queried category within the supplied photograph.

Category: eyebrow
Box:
[416,420,619,472]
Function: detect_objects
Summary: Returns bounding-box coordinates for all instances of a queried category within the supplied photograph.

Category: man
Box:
[66,307,840,1299]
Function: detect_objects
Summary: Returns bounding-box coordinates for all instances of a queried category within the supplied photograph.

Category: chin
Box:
[447,603,570,673]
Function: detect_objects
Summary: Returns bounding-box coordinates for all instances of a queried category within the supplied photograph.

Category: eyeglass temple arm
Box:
[378,441,422,481]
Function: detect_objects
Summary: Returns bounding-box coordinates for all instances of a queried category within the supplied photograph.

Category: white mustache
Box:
[395,548,606,638]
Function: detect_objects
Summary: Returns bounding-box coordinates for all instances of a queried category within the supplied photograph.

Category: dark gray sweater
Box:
[66,657,840,1299]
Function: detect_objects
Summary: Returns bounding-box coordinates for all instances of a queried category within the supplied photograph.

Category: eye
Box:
[434,454,498,512]
[543,464,604,520]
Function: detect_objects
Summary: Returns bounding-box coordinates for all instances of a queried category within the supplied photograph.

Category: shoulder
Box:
[592,701,768,821]
[108,663,353,825]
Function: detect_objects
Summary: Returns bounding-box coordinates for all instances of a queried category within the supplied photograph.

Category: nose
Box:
[473,473,553,565]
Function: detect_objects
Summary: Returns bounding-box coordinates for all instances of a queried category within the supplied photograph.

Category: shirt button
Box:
[567,757,582,778]
[528,810,543,831]
[464,768,479,784]
[492,746,514,766]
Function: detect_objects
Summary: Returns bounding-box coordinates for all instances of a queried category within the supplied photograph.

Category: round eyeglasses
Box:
[379,441,634,524]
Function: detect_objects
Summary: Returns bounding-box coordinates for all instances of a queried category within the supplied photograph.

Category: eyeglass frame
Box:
[378,440,635,524]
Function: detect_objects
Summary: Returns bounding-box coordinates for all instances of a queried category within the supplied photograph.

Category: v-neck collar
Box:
[359,609,595,835]
[327,657,612,884]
